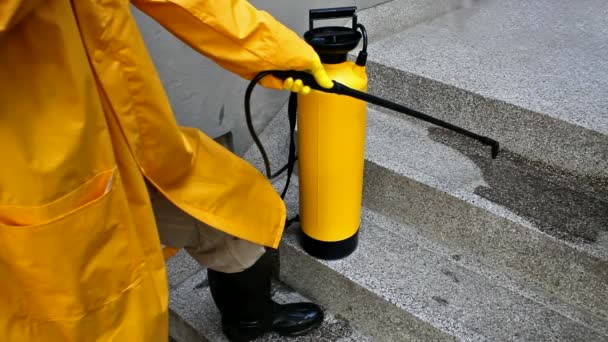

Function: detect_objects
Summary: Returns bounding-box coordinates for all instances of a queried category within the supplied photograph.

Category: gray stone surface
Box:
[365,0,608,178]
[169,270,372,342]
[357,0,464,43]
[166,249,203,289]
[361,207,608,338]
[362,107,608,320]
[279,208,608,342]
[356,0,392,10]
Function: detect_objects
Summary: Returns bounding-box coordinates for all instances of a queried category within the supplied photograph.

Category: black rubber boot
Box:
[207,250,324,342]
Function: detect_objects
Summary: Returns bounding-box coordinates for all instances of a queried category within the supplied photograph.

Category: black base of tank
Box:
[300,229,359,260]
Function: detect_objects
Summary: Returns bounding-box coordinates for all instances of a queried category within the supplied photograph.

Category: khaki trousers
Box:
[148,186,265,274]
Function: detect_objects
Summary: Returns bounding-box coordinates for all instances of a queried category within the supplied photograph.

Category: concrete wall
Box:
[132,1,389,155]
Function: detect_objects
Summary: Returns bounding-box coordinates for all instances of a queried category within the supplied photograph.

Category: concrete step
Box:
[361,0,608,179]
[362,106,608,321]
[278,198,608,341]
[238,1,608,335]
[166,251,372,342]
[242,97,608,324]
[356,0,465,43]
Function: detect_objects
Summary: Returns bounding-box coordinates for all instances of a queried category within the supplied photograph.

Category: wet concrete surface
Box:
[428,126,608,244]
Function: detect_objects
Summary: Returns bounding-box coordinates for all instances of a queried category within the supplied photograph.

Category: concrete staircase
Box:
[168,0,608,340]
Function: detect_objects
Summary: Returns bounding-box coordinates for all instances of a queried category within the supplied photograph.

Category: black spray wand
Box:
[270,70,500,159]
[245,70,499,203]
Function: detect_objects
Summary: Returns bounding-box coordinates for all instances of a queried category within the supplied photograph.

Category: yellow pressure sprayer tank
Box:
[244,7,500,262]
[298,7,368,259]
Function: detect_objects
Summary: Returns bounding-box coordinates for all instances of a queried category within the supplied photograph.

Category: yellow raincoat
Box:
[0,0,320,340]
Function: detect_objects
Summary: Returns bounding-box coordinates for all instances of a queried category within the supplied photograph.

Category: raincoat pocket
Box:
[0,170,144,322]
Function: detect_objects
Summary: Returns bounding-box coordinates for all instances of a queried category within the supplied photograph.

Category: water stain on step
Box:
[441,269,460,283]
[432,296,449,306]
[428,127,608,244]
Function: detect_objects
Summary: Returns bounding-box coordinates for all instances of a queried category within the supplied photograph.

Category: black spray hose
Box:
[245,71,299,200]
[355,24,368,67]
[245,71,278,180]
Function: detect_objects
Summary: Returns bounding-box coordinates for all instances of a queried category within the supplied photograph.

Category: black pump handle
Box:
[309,6,358,31]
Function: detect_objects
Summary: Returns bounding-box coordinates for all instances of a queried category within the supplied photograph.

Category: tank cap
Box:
[304,7,362,64]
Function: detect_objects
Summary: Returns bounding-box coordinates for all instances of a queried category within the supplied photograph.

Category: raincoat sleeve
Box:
[0,0,44,32]
[131,0,318,89]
